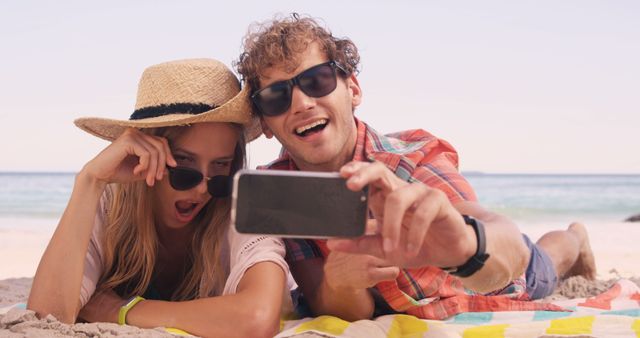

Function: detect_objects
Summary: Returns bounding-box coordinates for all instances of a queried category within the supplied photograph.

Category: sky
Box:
[0,0,638,174]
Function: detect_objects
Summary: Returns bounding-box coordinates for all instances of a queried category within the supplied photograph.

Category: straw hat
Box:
[74,58,261,142]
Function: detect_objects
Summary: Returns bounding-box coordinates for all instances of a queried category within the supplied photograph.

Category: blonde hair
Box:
[98,124,246,300]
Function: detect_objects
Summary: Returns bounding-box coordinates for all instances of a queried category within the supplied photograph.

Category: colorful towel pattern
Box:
[276,279,640,338]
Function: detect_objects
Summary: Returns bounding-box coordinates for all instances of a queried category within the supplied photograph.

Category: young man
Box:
[236,14,596,321]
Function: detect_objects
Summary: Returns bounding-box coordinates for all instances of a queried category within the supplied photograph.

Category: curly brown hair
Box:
[235,13,360,93]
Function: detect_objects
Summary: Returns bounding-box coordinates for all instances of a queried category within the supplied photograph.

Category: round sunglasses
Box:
[251,60,347,117]
[166,166,231,198]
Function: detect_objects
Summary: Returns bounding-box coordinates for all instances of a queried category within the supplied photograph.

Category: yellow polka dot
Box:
[294,315,350,335]
[386,315,429,338]
[546,316,595,335]
[463,324,508,338]
[164,327,191,336]
[632,319,640,337]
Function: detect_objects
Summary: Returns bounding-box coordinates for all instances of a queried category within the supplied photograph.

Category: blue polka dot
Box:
[451,312,493,324]
[533,310,572,321]
[602,309,640,317]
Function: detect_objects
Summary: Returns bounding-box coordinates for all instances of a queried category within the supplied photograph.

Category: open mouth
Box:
[294,118,329,137]
[175,200,200,222]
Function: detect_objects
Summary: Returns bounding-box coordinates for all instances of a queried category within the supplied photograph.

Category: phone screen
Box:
[233,170,368,238]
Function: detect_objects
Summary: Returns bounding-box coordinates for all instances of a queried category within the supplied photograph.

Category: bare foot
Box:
[565,222,597,280]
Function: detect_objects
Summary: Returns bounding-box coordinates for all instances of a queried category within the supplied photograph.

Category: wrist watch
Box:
[442,215,490,278]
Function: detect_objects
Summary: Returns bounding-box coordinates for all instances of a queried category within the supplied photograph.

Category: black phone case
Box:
[232,171,368,238]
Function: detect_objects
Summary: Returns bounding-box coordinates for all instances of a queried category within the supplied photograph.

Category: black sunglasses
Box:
[251,61,347,117]
[167,166,231,198]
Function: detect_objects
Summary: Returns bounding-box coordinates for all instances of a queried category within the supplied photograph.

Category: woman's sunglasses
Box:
[251,60,348,117]
[167,166,231,198]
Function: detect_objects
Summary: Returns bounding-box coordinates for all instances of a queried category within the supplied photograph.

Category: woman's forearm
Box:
[126,262,286,338]
[127,296,276,338]
[27,170,106,322]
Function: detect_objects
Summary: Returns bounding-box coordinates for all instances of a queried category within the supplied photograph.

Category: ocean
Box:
[465,173,640,224]
[0,172,639,229]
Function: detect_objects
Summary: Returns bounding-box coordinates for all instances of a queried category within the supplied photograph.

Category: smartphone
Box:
[231,169,368,238]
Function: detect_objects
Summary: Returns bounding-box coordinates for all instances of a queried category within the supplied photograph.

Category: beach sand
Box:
[1,218,637,280]
[0,217,56,280]
[0,219,638,336]
[519,220,639,279]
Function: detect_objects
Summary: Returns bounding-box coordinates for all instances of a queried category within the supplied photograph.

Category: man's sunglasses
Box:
[251,60,348,117]
[167,166,231,198]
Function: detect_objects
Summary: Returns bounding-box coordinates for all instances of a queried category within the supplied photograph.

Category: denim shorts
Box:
[522,234,559,299]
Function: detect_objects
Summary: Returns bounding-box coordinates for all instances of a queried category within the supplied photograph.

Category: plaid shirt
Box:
[261,118,563,319]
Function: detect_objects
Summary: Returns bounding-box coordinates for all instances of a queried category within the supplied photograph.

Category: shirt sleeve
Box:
[283,238,325,263]
[222,228,294,295]
[411,138,478,204]
[78,195,107,308]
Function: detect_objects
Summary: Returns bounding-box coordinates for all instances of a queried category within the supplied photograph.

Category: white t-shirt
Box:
[79,199,295,311]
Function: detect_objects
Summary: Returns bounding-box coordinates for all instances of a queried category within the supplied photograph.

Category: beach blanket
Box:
[276,279,640,338]
[3,279,638,337]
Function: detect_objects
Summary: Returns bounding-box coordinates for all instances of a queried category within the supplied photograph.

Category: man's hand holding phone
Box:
[327,161,477,270]
[231,163,477,272]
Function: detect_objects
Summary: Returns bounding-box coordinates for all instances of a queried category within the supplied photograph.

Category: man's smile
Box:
[294,118,329,137]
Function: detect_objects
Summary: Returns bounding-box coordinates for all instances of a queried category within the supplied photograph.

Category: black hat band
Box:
[129,103,218,120]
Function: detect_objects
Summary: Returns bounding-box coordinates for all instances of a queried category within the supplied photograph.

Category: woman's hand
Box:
[82,128,177,187]
[78,289,127,323]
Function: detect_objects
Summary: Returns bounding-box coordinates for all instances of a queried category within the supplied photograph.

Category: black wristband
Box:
[442,215,490,278]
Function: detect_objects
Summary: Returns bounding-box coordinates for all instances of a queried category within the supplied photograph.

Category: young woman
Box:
[27,59,292,338]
